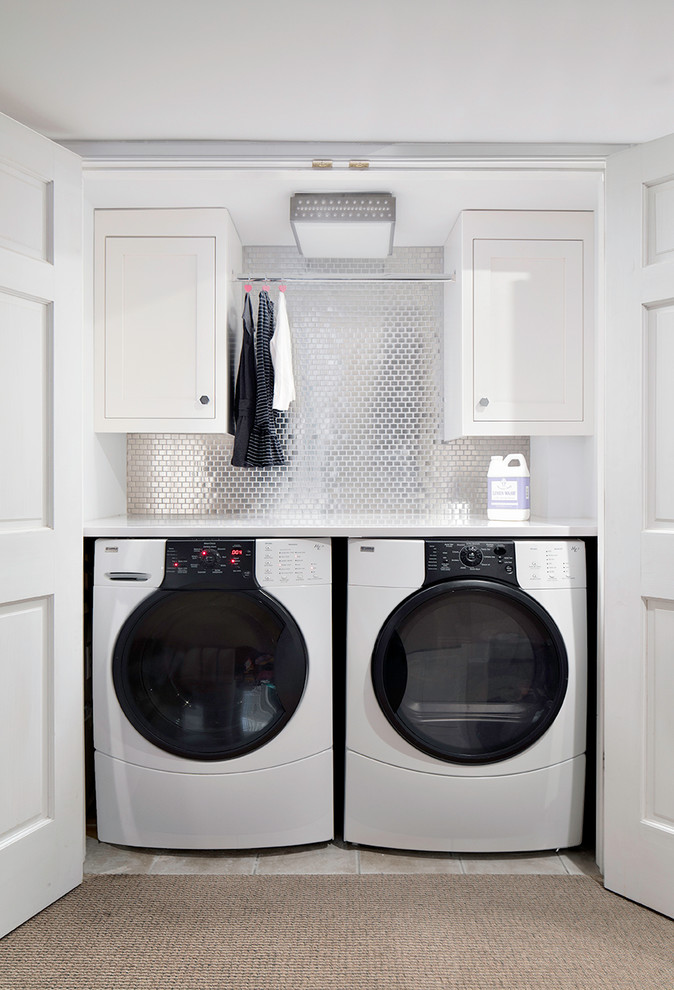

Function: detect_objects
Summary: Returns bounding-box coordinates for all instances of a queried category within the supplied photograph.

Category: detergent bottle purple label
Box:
[487,454,530,520]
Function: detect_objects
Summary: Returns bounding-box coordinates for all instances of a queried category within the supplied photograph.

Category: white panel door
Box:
[443,210,594,440]
[104,235,215,420]
[93,207,240,433]
[473,238,585,423]
[0,113,83,936]
[604,132,674,918]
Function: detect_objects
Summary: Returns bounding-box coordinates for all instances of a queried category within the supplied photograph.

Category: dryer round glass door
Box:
[112,589,307,760]
[371,580,568,764]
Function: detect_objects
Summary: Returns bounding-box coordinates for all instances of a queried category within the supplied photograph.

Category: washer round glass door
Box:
[371,580,568,764]
[113,589,307,760]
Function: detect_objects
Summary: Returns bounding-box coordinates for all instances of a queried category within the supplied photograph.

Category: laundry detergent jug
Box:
[487,453,530,521]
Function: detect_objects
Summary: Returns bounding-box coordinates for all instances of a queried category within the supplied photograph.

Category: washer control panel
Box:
[256,539,331,587]
[163,539,256,589]
[425,541,518,586]
[161,538,331,590]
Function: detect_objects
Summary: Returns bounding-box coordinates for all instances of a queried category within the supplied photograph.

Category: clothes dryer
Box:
[93,537,332,849]
[344,538,587,852]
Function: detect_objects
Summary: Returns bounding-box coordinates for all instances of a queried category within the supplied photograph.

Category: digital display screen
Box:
[231,548,243,556]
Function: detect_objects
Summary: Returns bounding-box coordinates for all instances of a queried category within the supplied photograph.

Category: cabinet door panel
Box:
[105,236,215,420]
[94,208,241,433]
[473,238,584,424]
[443,210,594,440]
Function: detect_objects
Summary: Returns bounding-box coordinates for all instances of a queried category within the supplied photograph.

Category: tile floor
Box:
[84,828,601,879]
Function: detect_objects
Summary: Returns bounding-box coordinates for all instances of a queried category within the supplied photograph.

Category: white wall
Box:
[82,192,126,521]
[529,437,597,520]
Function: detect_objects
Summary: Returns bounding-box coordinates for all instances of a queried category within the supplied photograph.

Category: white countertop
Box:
[84,515,597,538]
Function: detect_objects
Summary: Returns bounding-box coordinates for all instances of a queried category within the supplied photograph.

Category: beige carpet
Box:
[1,874,672,989]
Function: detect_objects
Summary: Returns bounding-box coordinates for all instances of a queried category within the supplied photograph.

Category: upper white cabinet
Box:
[94,208,241,432]
[444,210,594,440]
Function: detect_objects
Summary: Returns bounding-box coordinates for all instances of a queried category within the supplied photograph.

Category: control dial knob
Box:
[460,545,483,567]
[198,548,220,567]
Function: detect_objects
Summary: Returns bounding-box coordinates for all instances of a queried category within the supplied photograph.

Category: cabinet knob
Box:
[199,395,210,405]
[478,397,490,407]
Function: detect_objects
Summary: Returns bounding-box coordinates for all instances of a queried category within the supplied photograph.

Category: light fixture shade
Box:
[290,193,396,258]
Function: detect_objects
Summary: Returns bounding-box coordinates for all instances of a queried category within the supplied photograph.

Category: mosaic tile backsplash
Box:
[127,246,529,522]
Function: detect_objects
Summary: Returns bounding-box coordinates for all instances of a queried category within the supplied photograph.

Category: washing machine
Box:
[344,538,587,852]
[93,536,333,849]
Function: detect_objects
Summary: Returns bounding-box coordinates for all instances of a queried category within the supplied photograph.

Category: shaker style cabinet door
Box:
[444,211,594,439]
[94,208,241,433]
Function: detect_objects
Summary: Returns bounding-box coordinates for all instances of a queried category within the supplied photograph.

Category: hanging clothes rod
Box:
[236,273,455,284]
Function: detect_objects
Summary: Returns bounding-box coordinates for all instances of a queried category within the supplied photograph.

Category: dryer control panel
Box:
[424,540,518,586]
[162,539,256,589]
[514,541,586,590]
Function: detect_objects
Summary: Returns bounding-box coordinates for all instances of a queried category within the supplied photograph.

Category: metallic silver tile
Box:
[127,246,529,521]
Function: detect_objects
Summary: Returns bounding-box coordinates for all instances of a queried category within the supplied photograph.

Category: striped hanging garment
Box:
[245,290,285,466]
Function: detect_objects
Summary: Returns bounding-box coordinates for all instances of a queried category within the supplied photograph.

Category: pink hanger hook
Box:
[244,283,252,293]
[279,283,287,293]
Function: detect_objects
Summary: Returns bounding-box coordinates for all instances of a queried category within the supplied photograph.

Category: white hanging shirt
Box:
[270,291,296,410]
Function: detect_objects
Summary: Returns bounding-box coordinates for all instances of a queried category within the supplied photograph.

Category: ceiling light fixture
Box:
[290,192,396,258]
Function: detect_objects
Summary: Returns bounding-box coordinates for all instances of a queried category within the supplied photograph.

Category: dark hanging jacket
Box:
[230,293,257,467]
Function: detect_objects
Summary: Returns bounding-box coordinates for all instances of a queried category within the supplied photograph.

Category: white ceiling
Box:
[1,0,674,146]
[85,166,603,248]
